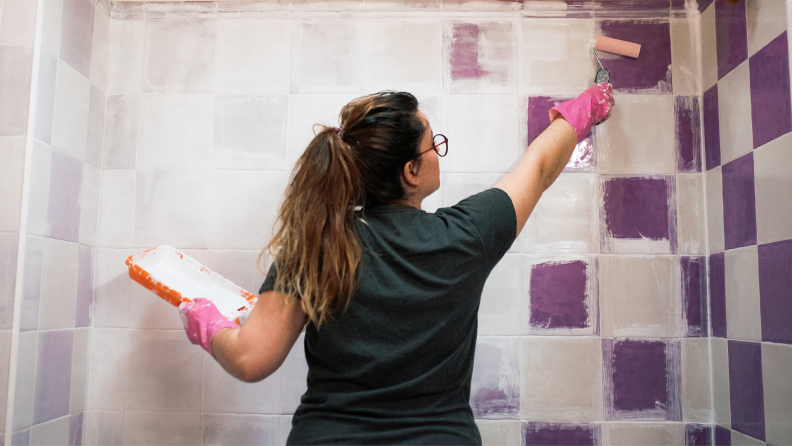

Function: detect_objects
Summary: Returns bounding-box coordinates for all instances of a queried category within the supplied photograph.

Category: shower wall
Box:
[700,1,792,445]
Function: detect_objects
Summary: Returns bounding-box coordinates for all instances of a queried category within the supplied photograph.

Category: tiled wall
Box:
[700,1,792,445]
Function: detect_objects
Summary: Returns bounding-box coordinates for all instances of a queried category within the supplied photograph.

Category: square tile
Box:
[676,96,702,172]
[96,170,135,248]
[216,20,289,94]
[213,95,289,170]
[69,328,91,413]
[685,424,713,446]
[475,420,520,446]
[671,19,699,97]
[137,94,213,170]
[519,19,594,95]
[92,249,137,328]
[716,0,748,80]
[682,339,712,423]
[39,238,78,329]
[26,140,53,238]
[762,342,792,445]
[754,132,792,244]
[730,429,765,445]
[470,337,519,420]
[718,61,753,165]
[522,256,597,335]
[443,21,517,94]
[40,0,64,56]
[285,94,359,167]
[701,2,718,91]
[30,415,70,446]
[524,97,594,173]
[704,83,721,170]
[722,152,757,250]
[598,95,676,175]
[68,412,83,446]
[59,0,94,79]
[440,173,504,209]
[749,31,792,149]
[12,428,31,446]
[47,149,83,243]
[75,246,93,328]
[365,21,442,94]
[122,411,201,446]
[202,354,281,414]
[87,328,128,410]
[33,330,74,424]
[0,234,18,329]
[0,45,33,136]
[522,422,598,445]
[102,95,138,169]
[746,0,788,56]
[709,252,727,338]
[80,164,101,248]
[715,424,732,445]
[706,166,725,252]
[106,19,144,95]
[724,246,762,341]
[83,410,123,446]
[677,174,706,256]
[595,20,672,94]
[681,256,707,337]
[600,176,675,254]
[477,254,521,335]
[51,60,90,160]
[758,239,792,344]
[602,422,684,445]
[89,5,109,92]
[0,0,38,45]
[0,136,26,232]
[728,340,765,441]
[520,337,602,421]
[142,20,216,94]
[13,331,37,431]
[86,84,104,167]
[202,414,281,446]
[440,95,519,173]
[34,50,57,145]
[290,21,363,94]
[600,255,681,337]
[20,235,43,332]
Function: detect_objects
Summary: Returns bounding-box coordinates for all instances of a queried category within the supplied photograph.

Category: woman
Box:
[181,85,614,444]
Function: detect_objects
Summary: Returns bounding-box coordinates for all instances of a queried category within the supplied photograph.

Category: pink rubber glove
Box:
[549,82,615,143]
[178,298,239,357]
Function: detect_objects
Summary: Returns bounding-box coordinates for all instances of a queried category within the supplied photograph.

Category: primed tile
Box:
[83,410,123,446]
[762,342,792,445]
[721,152,757,250]
[717,61,753,165]
[142,20,216,94]
[216,20,289,94]
[755,132,792,244]
[602,422,684,445]
[92,249,138,328]
[202,414,281,446]
[471,337,519,419]
[701,3,718,91]
[519,20,594,95]
[75,246,94,327]
[51,60,90,160]
[26,140,52,238]
[682,338,712,423]
[102,95,138,169]
[96,170,136,248]
[366,21,442,94]
[86,84,104,167]
[39,238,78,329]
[715,0,748,80]
[730,429,765,446]
[30,415,70,446]
[727,340,765,441]
[87,328,128,411]
[758,239,792,344]
[0,45,34,136]
[122,411,201,446]
[202,356,281,414]
[212,95,289,170]
[705,166,724,253]
[677,174,706,256]
[40,0,64,57]
[69,328,91,413]
[107,19,144,95]
[749,31,792,149]
[137,94,213,170]
[476,420,520,446]
[479,254,521,335]
[47,149,83,243]
[89,5,109,91]
[745,0,787,56]
[290,21,363,94]
[0,0,38,45]
[207,250,265,295]
[724,246,762,341]
[0,137,26,232]
[0,234,18,329]
[443,21,517,94]
[33,330,74,424]
[59,0,95,78]
[33,50,58,145]
[20,236,43,332]
[13,331,37,431]
[671,19,699,97]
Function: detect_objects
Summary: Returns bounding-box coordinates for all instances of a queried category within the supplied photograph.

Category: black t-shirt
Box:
[259,188,516,445]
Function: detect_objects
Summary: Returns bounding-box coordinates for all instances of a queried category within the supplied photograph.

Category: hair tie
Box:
[334,126,345,139]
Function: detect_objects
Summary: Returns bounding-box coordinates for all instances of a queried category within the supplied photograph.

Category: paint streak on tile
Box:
[449,23,487,81]
[522,422,597,446]
[727,340,766,441]
[749,31,792,149]
[703,84,721,170]
[529,260,589,330]
[685,423,713,446]
[603,177,669,240]
[708,252,727,338]
[445,21,514,92]
[758,239,792,344]
[597,20,672,93]
[716,0,748,80]
[721,153,757,250]
[527,96,593,171]
[681,256,707,337]
[676,96,702,172]
[471,338,519,419]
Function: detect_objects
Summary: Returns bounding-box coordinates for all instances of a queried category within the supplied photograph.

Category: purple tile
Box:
[597,20,672,93]
[709,252,726,338]
[522,422,596,446]
[676,96,702,172]
[471,338,519,419]
[715,425,731,446]
[21,235,44,331]
[449,23,487,81]
[59,0,95,78]
[682,256,707,337]
[529,260,589,330]
[527,96,594,171]
[12,428,31,446]
[33,329,74,424]
[611,339,668,411]
[727,340,765,441]
[34,50,58,145]
[749,31,792,149]
[715,0,748,80]
[758,239,792,344]
[603,177,670,240]
[721,152,757,250]
[698,0,714,12]
[0,234,18,330]
[69,411,84,446]
[703,84,721,170]
[47,150,83,243]
[75,246,93,328]
[685,423,713,446]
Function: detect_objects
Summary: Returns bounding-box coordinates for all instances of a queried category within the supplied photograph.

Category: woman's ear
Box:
[401,160,421,189]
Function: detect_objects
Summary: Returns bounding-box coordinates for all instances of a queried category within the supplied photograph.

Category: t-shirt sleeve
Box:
[258,263,277,295]
[438,188,517,266]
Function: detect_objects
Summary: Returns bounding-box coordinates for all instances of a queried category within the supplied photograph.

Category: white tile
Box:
[711,337,731,427]
[700,3,717,92]
[38,238,78,329]
[96,170,136,248]
[671,18,700,97]
[476,420,521,446]
[681,338,712,423]
[202,355,281,414]
[286,94,359,167]
[0,136,26,232]
[92,249,136,328]
[0,0,38,45]
[521,173,598,255]
[212,95,289,170]
[134,170,209,249]
[40,0,64,57]
[746,0,787,56]
[0,330,9,431]
[59,0,95,79]
[87,329,128,411]
[724,246,762,341]
[69,328,91,414]
[706,166,724,253]
[216,20,290,94]
[763,342,792,446]
[598,94,677,175]
[442,20,517,94]
[279,332,307,414]
[125,330,202,411]
[0,236,17,329]
[290,21,363,94]
[102,95,138,169]
[84,410,123,446]
[12,331,37,431]
[207,250,266,295]
[137,94,213,170]
[601,422,684,446]
[86,84,104,167]
[676,173,706,256]
[142,20,216,94]
[26,140,53,237]
[202,414,281,446]
[718,61,753,164]
[51,60,90,160]
[478,254,521,335]
[364,20,442,94]
[599,255,682,338]
[519,19,594,95]
[29,414,70,446]
[79,162,100,246]
[520,337,602,421]
[440,95,519,173]
[471,337,519,420]
[731,429,766,446]
[122,411,201,446]
[90,5,110,92]
[443,0,520,11]
[754,132,792,244]
[107,19,144,95]
[0,45,33,136]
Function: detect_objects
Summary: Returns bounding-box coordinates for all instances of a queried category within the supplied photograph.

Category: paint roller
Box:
[591,35,642,84]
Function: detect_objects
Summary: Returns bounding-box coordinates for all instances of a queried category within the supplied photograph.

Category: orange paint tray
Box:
[126,245,257,325]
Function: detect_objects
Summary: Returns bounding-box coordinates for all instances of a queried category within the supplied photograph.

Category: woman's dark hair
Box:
[263,91,426,327]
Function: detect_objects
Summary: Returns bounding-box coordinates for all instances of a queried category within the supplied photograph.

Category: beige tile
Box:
[711,337,731,427]
[84,410,123,446]
[479,254,521,335]
[602,422,684,446]
[366,21,442,94]
[13,331,37,430]
[599,256,681,338]
[681,338,712,422]
[96,170,136,249]
[122,411,201,446]
[700,3,717,91]
[731,429,766,446]
[519,19,594,96]
[89,5,109,91]
[51,60,90,160]
[137,94,213,170]
[40,0,64,57]
[102,95,138,169]
[30,415,70,446]
[671,18,699,96]
[202,354,281,414]
[520,337,602,421]
[0,136,26,232]
[676,173,706,255]
[39,238,78,329]
[476,420,521,446]
[718,61,754,165]
[706,166,724,253]
[202,414,281,446]
[763,342,792,446]
[0,0,38,46]
[207,250,266,296]
[142,20,216,94]
[107,19,144,95]
[754,132,792,244]
[290,21,364,94]
[79,162,100,247]
[746,0,787,56]
[724,246,762,341]
[69,328,91,414]
[212,95,289,170]
[87,328,128,411]
[216,20,289,94]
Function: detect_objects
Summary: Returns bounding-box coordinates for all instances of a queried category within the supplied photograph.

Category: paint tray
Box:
[126,245,257,325]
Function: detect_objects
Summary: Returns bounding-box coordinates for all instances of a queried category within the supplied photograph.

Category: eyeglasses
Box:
[415,134,448,159]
